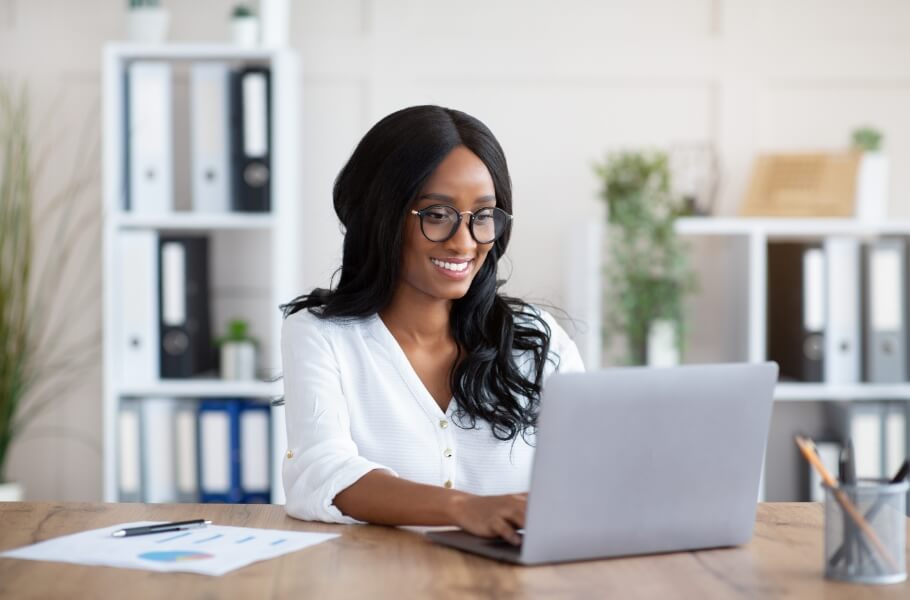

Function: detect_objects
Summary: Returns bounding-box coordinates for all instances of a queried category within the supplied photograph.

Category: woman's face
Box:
[399,145,497,303]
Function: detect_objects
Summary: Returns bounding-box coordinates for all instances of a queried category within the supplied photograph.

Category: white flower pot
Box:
[232,17,260,47]
[221,341,257,380]
[127,7,170,44]
[0,481,24,502]
[855,152,889,222]
[647,319,680,367]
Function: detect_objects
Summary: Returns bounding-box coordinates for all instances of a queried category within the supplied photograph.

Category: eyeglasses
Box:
[409,205,513,244]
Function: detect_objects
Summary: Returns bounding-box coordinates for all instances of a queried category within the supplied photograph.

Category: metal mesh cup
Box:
[823,479,908,585]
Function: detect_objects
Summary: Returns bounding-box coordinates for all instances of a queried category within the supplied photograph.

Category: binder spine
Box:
[231,67,271,212]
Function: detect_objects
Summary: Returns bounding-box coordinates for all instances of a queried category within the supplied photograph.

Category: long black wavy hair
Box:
[281,105,555,443]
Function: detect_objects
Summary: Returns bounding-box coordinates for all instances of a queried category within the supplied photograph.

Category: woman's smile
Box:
[430,256,474,280]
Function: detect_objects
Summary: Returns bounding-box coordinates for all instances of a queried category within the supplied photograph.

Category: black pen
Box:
[111,519,212,538]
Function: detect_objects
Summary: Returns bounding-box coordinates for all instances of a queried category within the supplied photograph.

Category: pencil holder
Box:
[823,479,908,585]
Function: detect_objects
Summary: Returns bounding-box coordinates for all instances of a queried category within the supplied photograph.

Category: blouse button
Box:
[443,448,453,458]
[286,450,294,459]
[443,480,453,489]
[439,419,448,429]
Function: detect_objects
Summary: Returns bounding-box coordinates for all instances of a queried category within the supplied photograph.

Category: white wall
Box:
[292,0,910,315]
[2,0,910,500]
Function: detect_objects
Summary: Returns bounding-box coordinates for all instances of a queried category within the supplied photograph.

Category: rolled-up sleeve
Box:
[281,313,397,524]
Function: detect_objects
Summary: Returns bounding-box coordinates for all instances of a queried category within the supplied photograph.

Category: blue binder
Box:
[198,399,243,503]
[197,398,272,504]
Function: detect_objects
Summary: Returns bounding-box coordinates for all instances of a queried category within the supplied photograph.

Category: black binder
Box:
[158,236,214,378]
[231,67,271,212]
[767,242,825,382]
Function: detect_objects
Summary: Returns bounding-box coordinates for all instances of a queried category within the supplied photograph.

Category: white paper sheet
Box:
[0,521,339,576]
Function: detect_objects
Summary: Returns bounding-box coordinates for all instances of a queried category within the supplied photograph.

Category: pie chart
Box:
[139,550,214,562]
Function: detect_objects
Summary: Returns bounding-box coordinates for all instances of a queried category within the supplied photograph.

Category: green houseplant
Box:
[594,151,697,365]
[0,84,99,494]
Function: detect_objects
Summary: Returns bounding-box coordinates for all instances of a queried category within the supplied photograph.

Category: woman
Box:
[280,105,583,545]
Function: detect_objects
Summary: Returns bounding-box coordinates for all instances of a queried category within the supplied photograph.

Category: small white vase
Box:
[647,320,680,367]
[221,341,257,380]
[127,7,170,44]
[232,17,260,47]
[0,481,24,502]
[855,152,889,222]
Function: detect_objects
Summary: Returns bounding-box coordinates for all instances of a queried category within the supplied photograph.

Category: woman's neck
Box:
[379,285,452,346]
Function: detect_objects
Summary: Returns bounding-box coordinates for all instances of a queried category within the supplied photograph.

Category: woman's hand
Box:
[447,492,527,545]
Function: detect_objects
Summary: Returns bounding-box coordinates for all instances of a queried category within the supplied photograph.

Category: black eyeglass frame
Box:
[409,205,513,244]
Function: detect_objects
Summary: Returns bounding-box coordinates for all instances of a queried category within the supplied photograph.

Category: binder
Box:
[862,239,907,383]
[851,404,884,479]
[190,62,231,213]
[198,399,243,503]
[809,440,841,502]
[824,237,861,384]
[140,397,179,503]
[175,399,199,503]
[116,230,159,384]
[117,398,143,502]
[239,401,271,503]
[159,236,214,379]
[767,243,825,382]
[885,403,907,477]
[126,61,174,213]
[231,67,271,212]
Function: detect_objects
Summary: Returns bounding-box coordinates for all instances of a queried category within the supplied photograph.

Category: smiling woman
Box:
[279,105,583,545]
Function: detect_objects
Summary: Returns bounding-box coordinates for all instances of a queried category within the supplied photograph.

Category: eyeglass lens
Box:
[419,206,509,243]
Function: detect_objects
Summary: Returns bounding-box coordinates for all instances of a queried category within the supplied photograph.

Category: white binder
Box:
[885,405,907,477]
[175,399,199,503]
[824,237,861,384]
[127,61,174,213]
[863,239,907,383]
[199,405,232,498]
[117,230,159,384]
[141,397,178,503]
[117,398,143,502]
[809,441,841,502]
[240,404,270,500]
[852,405,884,479]
[190,62,231,213]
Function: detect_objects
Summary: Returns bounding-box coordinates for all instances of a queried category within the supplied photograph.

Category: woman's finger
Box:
[492,517,521,546]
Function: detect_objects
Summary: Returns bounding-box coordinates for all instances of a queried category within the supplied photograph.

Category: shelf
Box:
[105,42,282,61]
[117,379,283,399]
[113,213,275,231]
[775,383,910,402]
[676,217,910,238]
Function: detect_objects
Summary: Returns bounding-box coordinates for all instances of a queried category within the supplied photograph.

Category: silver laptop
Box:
[426,362,779,565]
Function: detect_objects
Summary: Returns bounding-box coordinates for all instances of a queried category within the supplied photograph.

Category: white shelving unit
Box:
[674,216,910,404]
[101,43,300,504]
[566,216,910,501]
[570,217,910,402]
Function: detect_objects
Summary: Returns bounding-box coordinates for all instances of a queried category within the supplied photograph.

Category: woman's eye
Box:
[425,210,449,221]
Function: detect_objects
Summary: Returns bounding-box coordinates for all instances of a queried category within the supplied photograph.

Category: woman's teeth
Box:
[431,258,469,272]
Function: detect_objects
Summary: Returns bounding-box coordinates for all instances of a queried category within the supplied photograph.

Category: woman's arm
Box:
[334,470,526,545]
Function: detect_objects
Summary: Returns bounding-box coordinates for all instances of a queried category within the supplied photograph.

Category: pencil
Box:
[794,435,899,572]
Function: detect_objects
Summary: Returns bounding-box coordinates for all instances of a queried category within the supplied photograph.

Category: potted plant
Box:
[594,151,698,366]
[126,0,170,44]
[0,85,99,500]
[851,126,888,222]
[216,319,258,380]
[231,4,260,47]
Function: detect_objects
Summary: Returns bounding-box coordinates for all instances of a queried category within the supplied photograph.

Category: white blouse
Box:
[280,307,585,524]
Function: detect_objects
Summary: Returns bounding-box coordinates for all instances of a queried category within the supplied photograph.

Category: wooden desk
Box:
[0,502,907,599]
